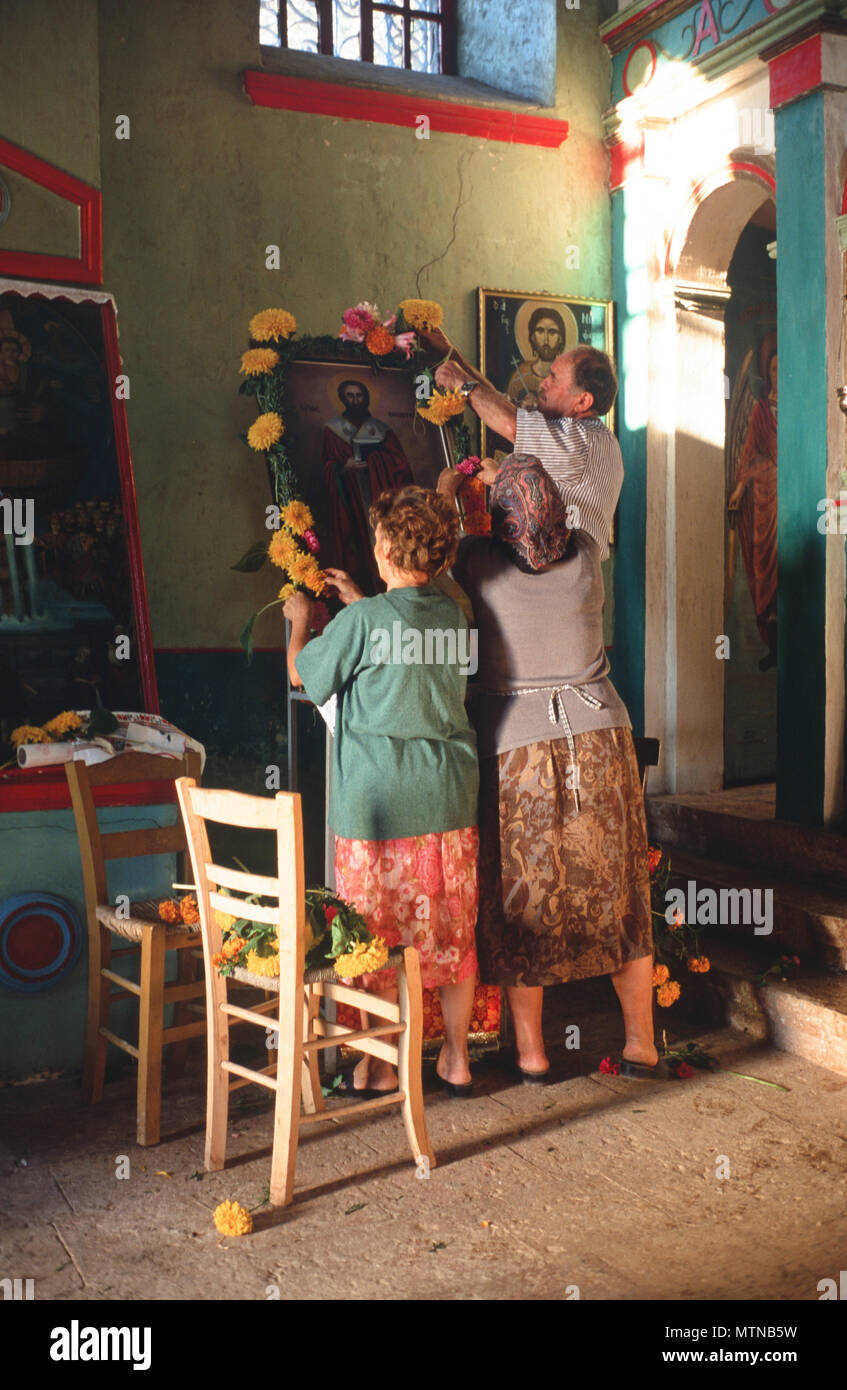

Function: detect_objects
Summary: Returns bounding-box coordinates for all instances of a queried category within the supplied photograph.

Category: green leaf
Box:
[238,376,260,396]
[239,613,257,662]
[345,1202,366,1215]
[231,541,268,573]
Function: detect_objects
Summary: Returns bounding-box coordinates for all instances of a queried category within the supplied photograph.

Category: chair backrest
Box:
[174,779,306,973]
[66,749,202,909]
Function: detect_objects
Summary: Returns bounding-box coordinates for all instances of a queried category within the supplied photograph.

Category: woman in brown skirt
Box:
[446,454,663,1082]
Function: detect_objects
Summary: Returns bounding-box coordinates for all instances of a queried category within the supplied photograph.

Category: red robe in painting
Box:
[734,395,777,646]
[322,416,414,593]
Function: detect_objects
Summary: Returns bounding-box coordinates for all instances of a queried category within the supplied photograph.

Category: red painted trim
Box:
[609,131,645,190]
[664,162,776,277]
[603,0,674,44]
[0,774,177,815]
[769,33,822,108]
[99,304,159,714]
[841,180,847,215]
[243,70,569,148]
[0,137,102,285]
[622,40,657,98]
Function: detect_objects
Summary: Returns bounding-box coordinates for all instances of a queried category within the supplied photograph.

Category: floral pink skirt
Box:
[334,827,479,992]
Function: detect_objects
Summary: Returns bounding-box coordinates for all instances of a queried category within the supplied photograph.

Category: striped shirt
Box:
[513,408,623,560]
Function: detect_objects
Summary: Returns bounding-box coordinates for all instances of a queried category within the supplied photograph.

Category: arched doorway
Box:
[648,166,776,794]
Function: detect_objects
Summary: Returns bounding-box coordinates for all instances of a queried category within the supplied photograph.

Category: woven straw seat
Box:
[232,949,405,991]
[95,898,200,945]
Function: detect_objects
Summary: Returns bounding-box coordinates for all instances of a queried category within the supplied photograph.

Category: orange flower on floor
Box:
[365,324,395,356]
[179,895,200,925]
[652,963,670,986]
[656,980,681,1007]
[648,847,662,874]
[213,1199,253,1236]
[687,956,711,973]
[158,899,181,924]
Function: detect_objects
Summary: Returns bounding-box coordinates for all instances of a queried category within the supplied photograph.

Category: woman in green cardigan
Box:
[284,485,480,1098]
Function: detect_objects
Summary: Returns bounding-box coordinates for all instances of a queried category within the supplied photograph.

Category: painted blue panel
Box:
[774,91,827,823]
[610,0,802,104]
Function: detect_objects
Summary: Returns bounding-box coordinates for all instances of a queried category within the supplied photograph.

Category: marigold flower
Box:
[245,950,280,977]
[43,711,84,737]
[461,511,492,535]
[365,324,395,356]
[648,847,663,874]
[334,936,389,978]
[268,529,300,571]
[239,347,279,376]
[10,724,50,748]
[399,298,443,332]
[221,935,247,960]
[687,956,711,973]
[652,963,670,986]
[656,980,681,1007]
[281,500,313,536]
[288,552,326,593]
[179,895,200,925]
[211,951,225,968]
[278,582,296,601]
[417,389,467,426]
[158,899,181,924]
[249,308,296,342]
[247,412,284,452]
[213,1199,253,1237]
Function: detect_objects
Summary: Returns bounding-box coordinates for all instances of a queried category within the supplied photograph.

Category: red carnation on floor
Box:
[673,1062,694,1078]
[599,1056,620,1076]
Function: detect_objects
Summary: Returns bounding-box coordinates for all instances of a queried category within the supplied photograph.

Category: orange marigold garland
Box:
[365,324,395,356]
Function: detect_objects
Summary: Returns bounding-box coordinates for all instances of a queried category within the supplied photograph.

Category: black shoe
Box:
[503,1050,553,1085]
[435,1069,474,1099]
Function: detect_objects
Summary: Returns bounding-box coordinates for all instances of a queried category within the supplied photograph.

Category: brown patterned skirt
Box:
[477,726,652,987]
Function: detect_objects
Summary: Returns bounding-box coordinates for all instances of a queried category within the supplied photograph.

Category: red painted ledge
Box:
[244,69,569,148]
[769,33,822,109]
[0,771,177,815]
[0,137,102,286]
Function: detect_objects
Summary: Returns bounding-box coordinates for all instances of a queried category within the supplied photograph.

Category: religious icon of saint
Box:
[727,332,778,671]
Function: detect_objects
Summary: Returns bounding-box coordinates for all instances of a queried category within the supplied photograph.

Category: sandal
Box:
[618,1056,671,1080]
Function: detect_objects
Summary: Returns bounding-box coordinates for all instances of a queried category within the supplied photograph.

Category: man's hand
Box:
[417,323,455,358]
[283,591,314,627]
[321,567,364,606]
[434,361,469,393]
[477,457,500,486]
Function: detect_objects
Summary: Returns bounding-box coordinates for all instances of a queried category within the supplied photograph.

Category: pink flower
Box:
[456,456,481,476]
[310,601,330,635]
[415,842,444,897]
[339,301,379,342]
[393,330,416,360]
[303,528,320,554]
[598,1056,620,1076]
[381,313,397,331]
[674,1062,694,1078]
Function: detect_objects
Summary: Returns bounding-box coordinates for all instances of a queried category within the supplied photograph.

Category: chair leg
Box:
[205,979,231,1175]
[301,986,325,1116]
[137,926,166,1147]
[397,947,436,1172]
[82,921,112,1105]
[166,944,195,1077]
[269,980,302,1208]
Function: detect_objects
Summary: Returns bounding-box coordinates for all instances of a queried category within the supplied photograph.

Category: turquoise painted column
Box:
[773,91,828,823]
[610,184,646,733]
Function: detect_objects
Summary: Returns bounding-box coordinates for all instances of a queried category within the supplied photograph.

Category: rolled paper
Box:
[17,741,112,769]
[122,720,206,771]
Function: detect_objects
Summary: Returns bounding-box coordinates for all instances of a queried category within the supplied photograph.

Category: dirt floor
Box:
[2,986,846,1304]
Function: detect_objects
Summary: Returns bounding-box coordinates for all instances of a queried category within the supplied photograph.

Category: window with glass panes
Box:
[260,1,456,75]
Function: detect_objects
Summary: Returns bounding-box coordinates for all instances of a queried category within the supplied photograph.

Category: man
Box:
[322,378,414,592]
[431,333,622,559]
[505,306,566,408]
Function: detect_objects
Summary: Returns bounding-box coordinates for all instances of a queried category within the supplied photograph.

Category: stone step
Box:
[663,850,847,972]
[646,794,847,893]
[671,938,847,1078]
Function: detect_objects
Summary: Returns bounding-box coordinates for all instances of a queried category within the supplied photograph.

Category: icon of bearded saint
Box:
[322,377,414,594]
[0,310,32,437]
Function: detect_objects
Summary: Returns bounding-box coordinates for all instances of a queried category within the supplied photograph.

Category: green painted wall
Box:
[91,0,613,650]
[774,92,827,824]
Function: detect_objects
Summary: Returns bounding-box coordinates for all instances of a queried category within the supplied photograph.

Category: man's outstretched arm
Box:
[418,325,518,445]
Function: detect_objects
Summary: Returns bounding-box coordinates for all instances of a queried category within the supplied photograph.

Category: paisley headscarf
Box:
[490,454,572,571]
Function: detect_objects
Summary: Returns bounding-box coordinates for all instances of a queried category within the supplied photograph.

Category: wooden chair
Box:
[175,778,435,1208]
[66,750,207,1146]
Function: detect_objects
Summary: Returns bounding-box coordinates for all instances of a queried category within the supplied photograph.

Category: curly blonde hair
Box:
[369,486,460,580]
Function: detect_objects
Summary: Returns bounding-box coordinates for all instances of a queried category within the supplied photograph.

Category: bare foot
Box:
[622,1042,660,1068]
[436,1044,471,1087]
